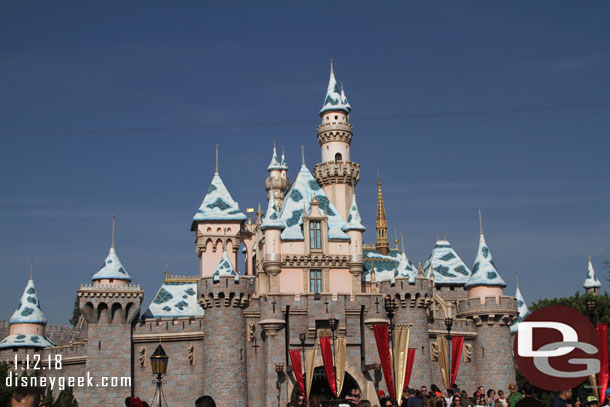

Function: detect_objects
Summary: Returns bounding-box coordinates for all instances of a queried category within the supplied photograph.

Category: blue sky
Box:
[1,1,609,324]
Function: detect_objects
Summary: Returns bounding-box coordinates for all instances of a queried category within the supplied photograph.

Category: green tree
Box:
[52,388,78,407]
[69,295,81,327]
[0,362,11,407]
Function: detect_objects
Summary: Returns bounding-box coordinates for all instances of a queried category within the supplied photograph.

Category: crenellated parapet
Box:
[78,284,143,324]
[313,161,360,187]
[455,295,518,326]
[316,122,353,145]
[197,276,254,310]
[379,277,434,309]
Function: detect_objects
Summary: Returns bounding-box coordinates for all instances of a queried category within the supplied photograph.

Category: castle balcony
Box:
[313,161,360,187]
[316,121,353,140]
[455,295,519,327]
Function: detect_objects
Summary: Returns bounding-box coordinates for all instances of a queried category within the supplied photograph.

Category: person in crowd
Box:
[423,395,436,407]
[421,387,428,396]
[587,396,600,407]
[551,389,573,407]
[294,391,306,406]
[401,388,411,407]
[407,388,423,407]
[11,387,43,407]
[507,384,523,407]
[358,401,373,407]
[445,389,454,407]
[450,394,463,407]
[195,395,216,407]
[487,390,496,407]
[345,388,363,406]
[514,384,541,407]
[382,399,399,407]
[475,394,486,407]
[496,390,508,407]
[603,390,610,407]
[286,403,298,407]
[436,397,448,407]
[309,394,322,407]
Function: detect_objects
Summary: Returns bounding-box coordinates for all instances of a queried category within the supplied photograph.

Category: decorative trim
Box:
[132,331,205,343]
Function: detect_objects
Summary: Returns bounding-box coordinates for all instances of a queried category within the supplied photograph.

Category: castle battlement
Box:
[455,296,518,326]
[198,276,254,309]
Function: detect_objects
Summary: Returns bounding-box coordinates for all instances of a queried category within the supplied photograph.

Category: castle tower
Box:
[265,141,289,210]
[0,263,54,350]
[583,254,601,296]
[458,209,517,391]
[198,256,253,406]
[376,177,390,255]
[192,146,248,277]
[78,226,143,405]
[313,61,360,221]
[510,272,530,333]
[260,193,286,293]
[342,194,366,293]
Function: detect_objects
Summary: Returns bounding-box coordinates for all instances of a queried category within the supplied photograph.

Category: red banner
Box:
[451,336,464,387]
[289,349,305,396]
[403,348,416,389]
[597,324,609,404]
[372,323,395,400]
[319,336,337,397]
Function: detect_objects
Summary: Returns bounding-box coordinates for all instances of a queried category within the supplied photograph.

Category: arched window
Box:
[334,152,342,163]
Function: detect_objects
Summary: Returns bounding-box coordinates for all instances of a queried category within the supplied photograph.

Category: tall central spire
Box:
[376,176,389,255]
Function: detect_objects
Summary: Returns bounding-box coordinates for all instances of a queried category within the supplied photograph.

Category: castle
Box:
[6,62,599,407]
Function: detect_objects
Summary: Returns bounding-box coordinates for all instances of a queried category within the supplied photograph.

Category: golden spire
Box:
[29,260,33,280]
[376,175,389,255]
[164,254,169,280]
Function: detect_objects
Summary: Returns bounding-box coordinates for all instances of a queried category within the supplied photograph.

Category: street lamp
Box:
[150,343,169,407]
[299,333,307,399]
[328,318,339,398]
[444,317,453,390]
[275,363,284,407]
[384,297,397,398]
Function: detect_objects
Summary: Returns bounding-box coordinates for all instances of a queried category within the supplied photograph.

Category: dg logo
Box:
[514,305,600,390]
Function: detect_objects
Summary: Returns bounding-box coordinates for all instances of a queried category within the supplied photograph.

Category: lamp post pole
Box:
[444,317,454,391]
[329,318,338,399]
[150,343,169,407]
[299,333,307,400]
[384,297,397,399]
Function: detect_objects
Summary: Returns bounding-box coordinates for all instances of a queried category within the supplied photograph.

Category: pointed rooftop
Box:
[142,278,204,319]
[583,255,601,289]
[261,192,285,231]
[511,274,530,333]
[9,277,48,325]
[340,82,351,113]
[342,194,366,232]
[267,142,283,171]
[213,250,240,283]
[466,210,506,288]
[91,247,132,282]
[423,238,471,285]
[320,60,350,115]
[192,173,247,228]
[279,164,348,240]
[280,147,288,170]
[396,252,418,281]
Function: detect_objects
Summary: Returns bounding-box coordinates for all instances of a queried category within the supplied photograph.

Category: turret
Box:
[198,256,253,405]
[342,194,365,293]
[0,262,54,350]
[265,141,289,210]
[510,272,530,333]
[583,254,601,296]
[192,146,247,278]
[78,224,143,406]
[313,60,360,220]
[260,193,285,293]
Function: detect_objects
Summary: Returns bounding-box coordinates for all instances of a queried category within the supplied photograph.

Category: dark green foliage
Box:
[0,362,11,407]
[53,387,78,407]
[69,295,80,327]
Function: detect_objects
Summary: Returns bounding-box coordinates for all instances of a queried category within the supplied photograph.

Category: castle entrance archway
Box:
[290,366,360,403]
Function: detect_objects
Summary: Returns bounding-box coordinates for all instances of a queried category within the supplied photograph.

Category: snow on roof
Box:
[142,280,203,319]
[267,145,283,171]
[340,84,351,113]
[91,247,132,282]
[279,165,349,240]
[342,194,366,232]
[261,193,285,231]
[465,234,506,288]
[583,256,602,289]
[0,334,54,349]
[192,173,247,226]
[213,250,240,283]
[510,286,530,333]
[320,63,350,115]
[9,278,48,325]
[423,239,471,285]
[362,249,416,283]
[280,149,288,170]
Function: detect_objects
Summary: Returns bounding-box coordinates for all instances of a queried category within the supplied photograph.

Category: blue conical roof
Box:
[9,278,47,325]
[341,84,351,113]
[267,145,283,171]
[279,165,348,240]
[261,193,285,230]
[342,194,366,232]
[0,334,54,349]
[423,239,471,284]
[396,252,418,281]
[142,280,204,319]
[583,256,601,289]
[280,149,288,170]
[91,247,132,282]
[192,173,247,225]
[213,250,240,283]
[320,63,350,115]
[510,285,530,333]
[465,234,506,288]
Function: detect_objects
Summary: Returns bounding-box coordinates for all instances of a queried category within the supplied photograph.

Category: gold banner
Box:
[393,326,410,399]
[589,375,599,400]
[336,336,347,396]
[305,347,317,400]
[437,335,450,389]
